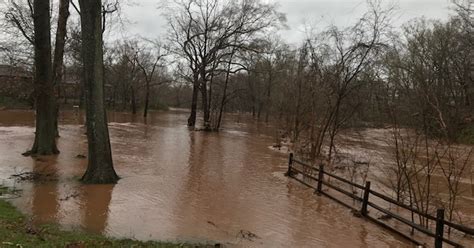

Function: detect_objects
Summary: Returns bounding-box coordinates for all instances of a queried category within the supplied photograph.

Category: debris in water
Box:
[59,192,81,201]
[378,214,392,221]
[207,220,217,227]
[21,150,33,157]
[236,229,260,241]
[352,209,363,218]
[10,172,56,182]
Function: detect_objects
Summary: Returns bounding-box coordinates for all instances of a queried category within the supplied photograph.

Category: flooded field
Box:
[0,109,422,247]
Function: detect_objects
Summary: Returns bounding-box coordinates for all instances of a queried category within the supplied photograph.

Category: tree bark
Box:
[143,80,150,118]
[265,67,273,123]
[52,0,70,137]
[187,73,199,127]
[130,86,136,114]
[26,0,59,156]
[201,80,211,130]
[79,0,119,184]
[215,52,235,131]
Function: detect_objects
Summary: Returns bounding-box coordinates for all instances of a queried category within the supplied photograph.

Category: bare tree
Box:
[24,0,59,155]
[304,1,392,164]
[79,0,119,184]
[52,0,71,136]
[166,0,284,129]
[3,0,70,139]
[436,146,473,233]
[3,0,34,46]
[133,41,167,118]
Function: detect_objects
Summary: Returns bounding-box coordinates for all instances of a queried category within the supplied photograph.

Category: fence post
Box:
[316,164,324,194]
[285,153,294,177]
[361,181,371,216]
[435,208,445,248]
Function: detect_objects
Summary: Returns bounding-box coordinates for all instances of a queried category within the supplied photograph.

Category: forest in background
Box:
[0,0,471,138]
[0,0,472,228]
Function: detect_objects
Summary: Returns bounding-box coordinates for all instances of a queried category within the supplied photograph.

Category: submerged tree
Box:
[52,0,71,137]
[27,0,59,155]
[79,0,119,184]
[4,0,70,152]
[166,0,284,129]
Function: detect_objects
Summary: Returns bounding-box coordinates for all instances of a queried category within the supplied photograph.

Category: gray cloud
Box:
[119,0,454,44]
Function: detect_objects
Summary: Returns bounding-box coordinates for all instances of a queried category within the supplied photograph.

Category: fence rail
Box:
[285,153,473,248]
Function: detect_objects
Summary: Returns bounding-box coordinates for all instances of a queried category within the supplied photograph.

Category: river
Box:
[0,109,418,247]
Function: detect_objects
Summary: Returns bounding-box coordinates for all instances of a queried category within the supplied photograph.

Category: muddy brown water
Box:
[0,109,416,247]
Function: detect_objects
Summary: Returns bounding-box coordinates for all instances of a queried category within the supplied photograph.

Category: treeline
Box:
[0,0,187,115]
[0,0,472,182]
[217,1,473,157]
[163,0,472,149]
[0,0,471,231]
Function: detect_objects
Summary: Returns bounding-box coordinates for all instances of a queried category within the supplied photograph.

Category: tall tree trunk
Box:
[187,74,199,127]
[327,96,342,163]
[215,52,234,131]
[247,76,256,118]
[201,80,210,130]
[175,88,181,107]
[130,86,136,114]
[111,87,116,109]
[265,68,273,123]
[257,101,263,120]
[26,0,59,156]
[468,48,474,111]
[143,80,150,118]
[79,0,119,184]
[52,0,70,137]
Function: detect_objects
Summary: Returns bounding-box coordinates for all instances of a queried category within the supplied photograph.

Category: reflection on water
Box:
[31,156,59,225]
[80,184,114,233]
[0,110,411,247]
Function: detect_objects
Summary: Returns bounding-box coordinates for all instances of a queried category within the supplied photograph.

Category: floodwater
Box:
[336,128,474,219]
[0,109,412,247]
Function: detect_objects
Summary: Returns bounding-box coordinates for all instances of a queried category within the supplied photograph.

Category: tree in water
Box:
[52,0,71,137]
[79,0,119,184]
[26,0,59,155]
[166,0,284,129]
[5,0,70,154]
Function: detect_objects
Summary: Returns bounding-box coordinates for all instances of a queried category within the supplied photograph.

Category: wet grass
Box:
[0,187,215,248]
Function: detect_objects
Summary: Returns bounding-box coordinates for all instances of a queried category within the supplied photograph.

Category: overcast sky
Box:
[119,0,454,44]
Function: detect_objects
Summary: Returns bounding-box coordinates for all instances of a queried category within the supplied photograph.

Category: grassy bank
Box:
[0,187,214,248]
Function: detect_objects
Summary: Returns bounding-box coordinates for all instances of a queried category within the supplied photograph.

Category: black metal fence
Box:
[285,153,474,248]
